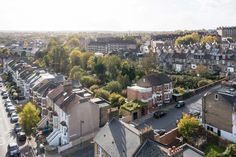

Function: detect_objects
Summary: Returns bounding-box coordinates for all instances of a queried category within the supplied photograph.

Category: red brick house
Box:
[127,73,173,112]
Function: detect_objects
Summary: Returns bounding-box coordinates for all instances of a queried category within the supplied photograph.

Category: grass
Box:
[205,144,225,157]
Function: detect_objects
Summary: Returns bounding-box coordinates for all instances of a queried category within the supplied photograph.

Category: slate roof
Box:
[47,85,64,101]
[137,73,172,88]
[133,139,168,157]
[94,118,141,157]
[172,52,187,59]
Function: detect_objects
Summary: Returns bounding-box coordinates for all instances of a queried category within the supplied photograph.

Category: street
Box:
[136,85,221,131]
[0,85,34,157]
[0,85,16,157]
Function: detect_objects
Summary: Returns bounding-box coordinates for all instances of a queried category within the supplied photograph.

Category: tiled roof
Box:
[94,118,141,157]
[47,85,64,101]
[133,139,168,157]
[137,73,172,88]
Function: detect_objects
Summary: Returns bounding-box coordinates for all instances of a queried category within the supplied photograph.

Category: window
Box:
[215,94,218,100]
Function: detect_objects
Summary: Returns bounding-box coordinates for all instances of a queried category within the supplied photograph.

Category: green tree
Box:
[69,49,81,67]
[47,45,69,73]
[197,79,213,87]
[95,89,110,100]
[105,81,122,93]
[120,60,136,81]
[141,54,157,74]
[117,74,131,89]
[19,102,40,137]
[69,66,85,80]
[80,52,93,70]
[102,55,121,80]
[109,93,125,107]
[80,75,98,87]
[178,113,200,141]
[89,85,100,93]
[175,32,200,45]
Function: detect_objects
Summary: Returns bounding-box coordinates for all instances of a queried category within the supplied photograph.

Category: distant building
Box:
[202,85,236,143]
[87,39,136,53]
[217,26,236,40]
[127,74,173,112]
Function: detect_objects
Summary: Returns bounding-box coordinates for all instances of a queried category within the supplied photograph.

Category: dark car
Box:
[175,101,185,108]
[154,129,166,136]
[14,123,22,133]
[7,143,20,157]
[17,132,26,142]
[153,110,167,119]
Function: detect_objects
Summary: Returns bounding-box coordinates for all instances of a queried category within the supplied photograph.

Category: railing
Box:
[46,129,59,142]
[37,116,48,128]
[47,130,61,145]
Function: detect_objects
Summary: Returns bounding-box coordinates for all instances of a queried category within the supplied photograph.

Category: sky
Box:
[0,0,235,31]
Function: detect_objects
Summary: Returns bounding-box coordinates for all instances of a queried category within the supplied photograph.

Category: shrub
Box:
[95,89,110,100]
[109,93,125,107]
[89,85,100,93]
[105,81,122,93]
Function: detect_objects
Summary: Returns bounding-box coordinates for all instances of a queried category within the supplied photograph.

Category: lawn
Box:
[205,144,225,157]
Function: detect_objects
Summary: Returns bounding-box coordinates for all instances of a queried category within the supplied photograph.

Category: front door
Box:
[133,112,138,120]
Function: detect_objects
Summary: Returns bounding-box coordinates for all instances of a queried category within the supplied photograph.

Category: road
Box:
[0,84,35,157]
[136,85,221,131]
[0,86,16,157]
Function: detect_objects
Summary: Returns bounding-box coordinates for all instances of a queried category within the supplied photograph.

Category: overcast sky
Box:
[0,0,235,31]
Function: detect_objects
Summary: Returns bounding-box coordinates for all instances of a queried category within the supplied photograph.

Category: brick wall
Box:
[155,128,178,145]
[203,92,233,133]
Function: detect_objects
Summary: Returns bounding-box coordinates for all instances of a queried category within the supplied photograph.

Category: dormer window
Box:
[215,94,218,100]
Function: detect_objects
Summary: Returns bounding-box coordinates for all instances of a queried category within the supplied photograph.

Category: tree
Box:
[80,52,93,70]
[109,93,125,107]
[175,32,200,45]
[69,49,81,67]
[19,102,40,137]
[69,66,85,80]
[196,65,207,76]
[95,89,110,100]
[102,55,121,80]
[105,81,122,93]
[80,75,98,87]
[174,87,185,94]
[120,60,136,81]
[178,113,200,140]
[201,35,217,45]
[141,54,157,74]
[89,85,100,93]
[47,45,69,73]
[117,74,131,89]
[94,62,106,83]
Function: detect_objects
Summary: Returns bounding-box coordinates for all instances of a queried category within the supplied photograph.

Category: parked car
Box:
[0,84,2,87]
[10,112,19,123]
[7,143,20,157]
[175,101,185,108]
[17,132,26,142]
[6,104,14,112]
[1,90,6,95]
[3,92,8,99]
[189,110,201,117]
[4,99,11,107]
[154,129,166,136]
[14,123,22,133]
[153,110,167,119]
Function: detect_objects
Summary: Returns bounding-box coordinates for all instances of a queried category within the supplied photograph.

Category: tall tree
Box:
[102,55,121,80]
[19,102,40,137]
[69,66,85,80]
[69,49,81,67]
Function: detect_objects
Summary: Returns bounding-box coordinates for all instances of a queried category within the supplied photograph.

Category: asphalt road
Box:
[0,86,16,157]
[137,85,221,131]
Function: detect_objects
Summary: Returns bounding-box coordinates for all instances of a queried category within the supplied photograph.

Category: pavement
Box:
[0,84,36,157]
[136,85,221,131]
